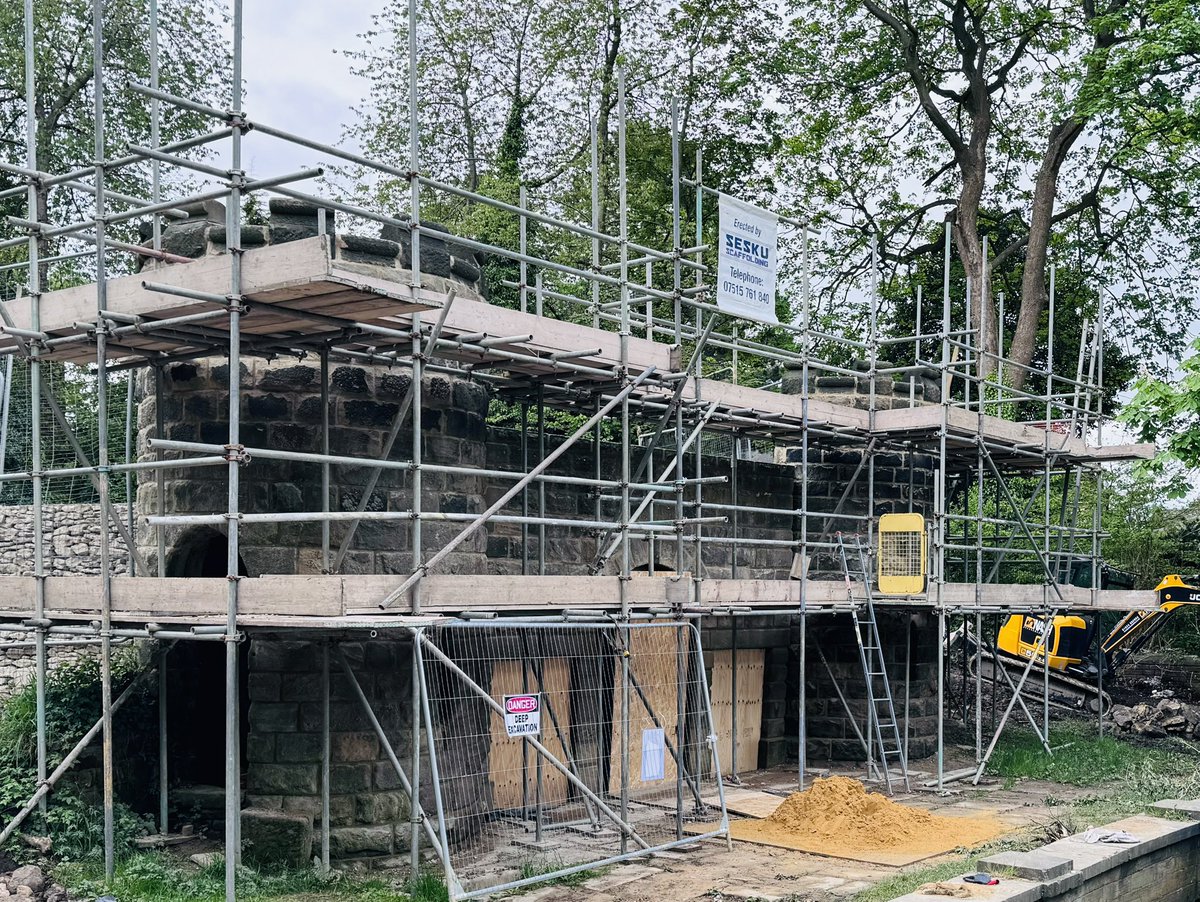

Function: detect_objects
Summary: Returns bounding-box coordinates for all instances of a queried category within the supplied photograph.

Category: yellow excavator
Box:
[965,574,1200,714]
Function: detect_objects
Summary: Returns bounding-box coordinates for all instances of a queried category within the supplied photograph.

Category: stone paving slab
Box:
[580,864,661,892]
[977,849,1072,880]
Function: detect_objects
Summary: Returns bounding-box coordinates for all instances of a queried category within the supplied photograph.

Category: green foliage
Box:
[851,723,1200,901]
[404,873,450,902]
[56,853,414,902]
[0,361,135,506]
[1120,337,1200,480]
[0,651,156,862]
[777,0,1200,388]
[1096,468,1200,587]
[847,852,1011,902]
[0,0,231,267]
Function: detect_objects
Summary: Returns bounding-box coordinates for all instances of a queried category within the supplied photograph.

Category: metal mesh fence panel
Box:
[416,620,729,899]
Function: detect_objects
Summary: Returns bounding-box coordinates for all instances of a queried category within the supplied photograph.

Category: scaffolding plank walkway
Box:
[1,238,1151,465]
[0,574,1158,623]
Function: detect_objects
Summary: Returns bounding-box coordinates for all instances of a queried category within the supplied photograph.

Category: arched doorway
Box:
[163,528,250,830]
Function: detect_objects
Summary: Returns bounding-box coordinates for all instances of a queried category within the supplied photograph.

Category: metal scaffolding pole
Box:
[320,643,331,873]
[21,0,49,823]
[379,369,655,608]
[798,223,811,791]
[88,0,118,880]
[224,1,246,892]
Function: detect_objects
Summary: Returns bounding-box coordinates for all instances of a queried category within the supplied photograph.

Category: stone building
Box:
[0,200,941,868]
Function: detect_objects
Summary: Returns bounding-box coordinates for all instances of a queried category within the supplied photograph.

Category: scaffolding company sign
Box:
[503,693,542,738]
[717,194,779,324]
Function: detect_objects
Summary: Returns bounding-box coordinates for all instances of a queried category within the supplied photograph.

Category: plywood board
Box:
[489,657,572,810]
[607,627,690,799]
[702,787,785,819]
[708,648,765,775]
[686,816,1008,866]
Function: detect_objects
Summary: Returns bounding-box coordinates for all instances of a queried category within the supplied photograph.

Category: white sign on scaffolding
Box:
[716,194,779,325]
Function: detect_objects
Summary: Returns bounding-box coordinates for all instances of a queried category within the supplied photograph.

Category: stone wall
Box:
[0,502,128,578]
[245,639,426,866]
[0,503,127,699]
[792,612,941,763]
[135,360,491,578]
[482,429,797,579]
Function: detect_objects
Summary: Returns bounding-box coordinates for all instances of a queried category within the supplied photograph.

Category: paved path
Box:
[510,758,1097,902]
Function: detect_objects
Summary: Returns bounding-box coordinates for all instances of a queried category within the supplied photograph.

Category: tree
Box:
[340,0,783,335]
[0,0,230,495]
[0,0,230,273]
[777,0,1200,393]
[1120,338,1200,483]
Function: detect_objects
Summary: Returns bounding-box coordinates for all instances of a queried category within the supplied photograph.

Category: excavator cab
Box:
[969,571,1197,714]
[996,613,1098,675]
[996,573,1199,680]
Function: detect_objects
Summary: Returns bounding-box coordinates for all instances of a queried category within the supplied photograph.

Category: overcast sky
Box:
[235,0,378,176]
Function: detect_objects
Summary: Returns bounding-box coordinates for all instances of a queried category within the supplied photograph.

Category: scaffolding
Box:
[0,0,1160,898]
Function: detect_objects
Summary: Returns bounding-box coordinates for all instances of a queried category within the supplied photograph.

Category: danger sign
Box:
[503,694,541,738]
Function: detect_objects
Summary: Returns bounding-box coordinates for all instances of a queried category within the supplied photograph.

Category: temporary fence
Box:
[413,619,730,900]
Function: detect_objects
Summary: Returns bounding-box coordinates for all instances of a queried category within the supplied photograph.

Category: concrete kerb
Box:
[891,812,1200,902]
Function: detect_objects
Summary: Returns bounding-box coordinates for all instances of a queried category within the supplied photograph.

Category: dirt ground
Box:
[513,752,1094,902]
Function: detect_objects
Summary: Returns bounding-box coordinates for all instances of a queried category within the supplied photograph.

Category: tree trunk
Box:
[1008,120,1084,394]
[953,117,997,383]
[594,1,622,237]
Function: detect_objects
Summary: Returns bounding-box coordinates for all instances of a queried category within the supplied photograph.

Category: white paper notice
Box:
[640,727,666,782]
[716,194,779,324]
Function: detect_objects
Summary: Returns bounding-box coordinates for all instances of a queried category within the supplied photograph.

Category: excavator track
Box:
[964,644,1112,716]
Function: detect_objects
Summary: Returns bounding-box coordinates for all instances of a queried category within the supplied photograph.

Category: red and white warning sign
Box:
[503,693,541,738]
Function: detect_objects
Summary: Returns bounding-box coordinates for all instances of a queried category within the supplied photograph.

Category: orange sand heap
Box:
[730,776,1007,858]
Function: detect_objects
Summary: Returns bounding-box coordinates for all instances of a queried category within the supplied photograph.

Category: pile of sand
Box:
[731,776,1006,859]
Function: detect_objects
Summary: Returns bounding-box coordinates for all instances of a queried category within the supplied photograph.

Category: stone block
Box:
[258,364,319,391]
[248,672,281,702]
[270,423,318,452]
[240,546,298,577]
[356,791,411,825]
[332,732,381,763]
[279,673,326,703]
[249,702,299,733]
[343,399,399,428]
[275,732,324,764]
[977,850,1072,880]
[252,640,316,673]
[329,824,394,857]
[331,763,372,793]
[241,807,313,868]
[246,734,276,764]
[249,763,319,795]
[245,393,290,419]
[280,795,322,822]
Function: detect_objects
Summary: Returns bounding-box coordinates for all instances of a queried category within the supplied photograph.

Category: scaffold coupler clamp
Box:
[223,444,250,465]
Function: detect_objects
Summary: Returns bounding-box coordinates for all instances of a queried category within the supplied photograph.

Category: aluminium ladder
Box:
[836,532,911,793]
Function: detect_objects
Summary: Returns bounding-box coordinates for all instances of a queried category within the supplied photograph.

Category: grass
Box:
[495,857,607,895]
[53,853,448,902]
[987,721,1200,822]
[846,855,990,902]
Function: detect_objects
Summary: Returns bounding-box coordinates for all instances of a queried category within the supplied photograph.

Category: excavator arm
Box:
[1102,575,1200,672]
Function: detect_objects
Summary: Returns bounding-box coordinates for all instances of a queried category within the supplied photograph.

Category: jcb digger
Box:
[961,573,1200,714]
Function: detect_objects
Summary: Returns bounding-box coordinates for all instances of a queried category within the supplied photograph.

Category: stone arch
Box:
[164,526,247,578]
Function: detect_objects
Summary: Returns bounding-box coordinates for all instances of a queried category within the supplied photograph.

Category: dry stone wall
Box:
[0,503,127,698]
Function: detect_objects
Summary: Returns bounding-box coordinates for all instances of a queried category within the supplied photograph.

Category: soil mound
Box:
[742,776,1005,857]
